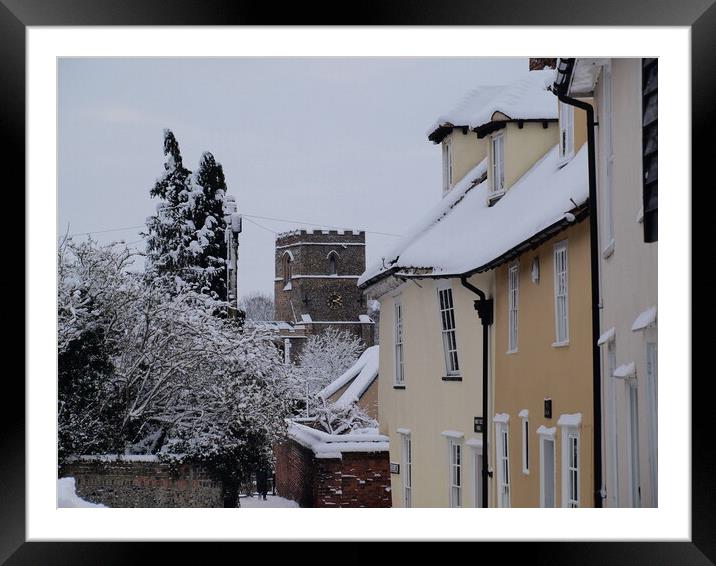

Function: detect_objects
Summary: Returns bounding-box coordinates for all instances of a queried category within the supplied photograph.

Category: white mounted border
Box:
[27,26,689,542]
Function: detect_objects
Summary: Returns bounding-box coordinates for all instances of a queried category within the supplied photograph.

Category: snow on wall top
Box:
[287,421,389,458]
[426,69,558,139]
[358,143,588,286]
[317,345,379,408]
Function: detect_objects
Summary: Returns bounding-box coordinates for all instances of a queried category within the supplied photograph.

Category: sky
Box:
[58,57,531,299]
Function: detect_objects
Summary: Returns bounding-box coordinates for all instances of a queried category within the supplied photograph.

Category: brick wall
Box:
[274,439,391,508]
[274,441,315,508]
[59,459,223,508]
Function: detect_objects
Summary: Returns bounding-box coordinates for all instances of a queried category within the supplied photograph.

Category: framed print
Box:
[4,0,710,562]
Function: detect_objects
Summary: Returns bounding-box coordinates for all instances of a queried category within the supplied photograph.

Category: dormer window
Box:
[327,251,339,275]
[490,132,505,197]
[559,102,574,161]
[282,251,293,290]
[442,138,453,194]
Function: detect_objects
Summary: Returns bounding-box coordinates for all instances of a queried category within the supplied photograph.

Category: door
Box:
[473,450,484,507]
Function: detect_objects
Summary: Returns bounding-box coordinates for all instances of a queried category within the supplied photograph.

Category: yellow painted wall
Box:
[445,130,487,191]
[487,122,559,193]
[493,219,593,507]
[378,273,494,507]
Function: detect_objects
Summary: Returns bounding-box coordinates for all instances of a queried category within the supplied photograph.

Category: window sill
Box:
[557,151,575,169]
[552,341,570,348]
[487,190,505,206]
[442,375,462,382]
[522,469,530,476]
[506,349,518,355]
[393,385,406,390]
[602,239,615,259]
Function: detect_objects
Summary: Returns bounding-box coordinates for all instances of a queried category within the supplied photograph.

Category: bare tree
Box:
[239,292,275,321]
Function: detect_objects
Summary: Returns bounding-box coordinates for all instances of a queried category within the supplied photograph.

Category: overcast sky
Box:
[58,57,530,299]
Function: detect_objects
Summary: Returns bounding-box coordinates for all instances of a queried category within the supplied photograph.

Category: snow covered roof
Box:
[287,421,389,459]
[427,70,558,142]
[359,143,589,288]
[317,346,379,408]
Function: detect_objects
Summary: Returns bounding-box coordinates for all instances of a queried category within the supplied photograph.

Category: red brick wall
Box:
[275,439,391,508]
[274,440,315,508]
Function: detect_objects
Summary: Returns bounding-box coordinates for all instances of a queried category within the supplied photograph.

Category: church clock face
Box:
[327,292,343,310]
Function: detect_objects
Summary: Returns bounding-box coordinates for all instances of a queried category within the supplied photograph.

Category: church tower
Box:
[274,229,373,350]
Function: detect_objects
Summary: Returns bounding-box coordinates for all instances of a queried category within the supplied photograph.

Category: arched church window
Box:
[282,252,292,284]
[327,251,339,275]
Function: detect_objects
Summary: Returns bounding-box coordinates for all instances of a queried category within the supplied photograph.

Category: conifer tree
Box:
[144,130,229,301]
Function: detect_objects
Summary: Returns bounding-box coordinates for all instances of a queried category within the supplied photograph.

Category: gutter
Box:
[459,276,493,508]
[551,81,604,508]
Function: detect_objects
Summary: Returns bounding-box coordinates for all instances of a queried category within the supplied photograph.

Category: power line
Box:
[241,213,400,237]
[68,224,145,237]
[65,212,401,239]
[243,216,278,235]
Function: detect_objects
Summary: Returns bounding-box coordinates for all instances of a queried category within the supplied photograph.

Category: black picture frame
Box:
[4,0,707,562]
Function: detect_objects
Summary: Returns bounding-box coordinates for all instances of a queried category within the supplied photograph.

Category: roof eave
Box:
[392,202,590,282]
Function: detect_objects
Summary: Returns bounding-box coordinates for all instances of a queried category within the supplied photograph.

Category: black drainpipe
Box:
[460,276,493,508]
[554,90,603,508]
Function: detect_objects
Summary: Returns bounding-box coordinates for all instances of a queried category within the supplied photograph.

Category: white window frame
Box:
[645,327,658,507]
[519,409,529,475]
[559,101,575,162]
[442,138,453,194]
[558,413,582,508]
[537,425,557,508]
[490,132,505,196]
[599,63,616,257]
[400,431,412,508]
[507,262,519,353]
[553,241,570,346]
[394,297,405,386]
[448,439,462,508]
[627,373,642,508]
[437,282,460,377]
[605,336,620,507]
[494,414,511,508]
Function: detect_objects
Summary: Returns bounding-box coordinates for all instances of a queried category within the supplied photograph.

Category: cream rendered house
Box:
[358,67,580,507]
[554,58,658,508]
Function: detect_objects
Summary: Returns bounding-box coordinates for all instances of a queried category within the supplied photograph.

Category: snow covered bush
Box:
[289,328,364,416]
[312,398,378,435]
[58,238,292,505]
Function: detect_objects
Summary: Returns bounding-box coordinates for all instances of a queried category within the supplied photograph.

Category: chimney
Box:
[529,58,557,71]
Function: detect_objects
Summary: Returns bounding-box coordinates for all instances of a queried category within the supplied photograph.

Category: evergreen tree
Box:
[144,130,229,301]
[191,151,228,300]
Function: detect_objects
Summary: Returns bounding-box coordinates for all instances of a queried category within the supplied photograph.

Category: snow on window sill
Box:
[551,340,570,348]
[487,189,506,205]
[602,239,615,259]
[522,469,530,476]
[506,348,518,355]
[283,281,292,291]
[557,150,575,169]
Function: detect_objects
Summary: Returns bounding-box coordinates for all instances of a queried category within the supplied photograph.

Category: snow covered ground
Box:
[239,494,299,508]
[58,477,106,508]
